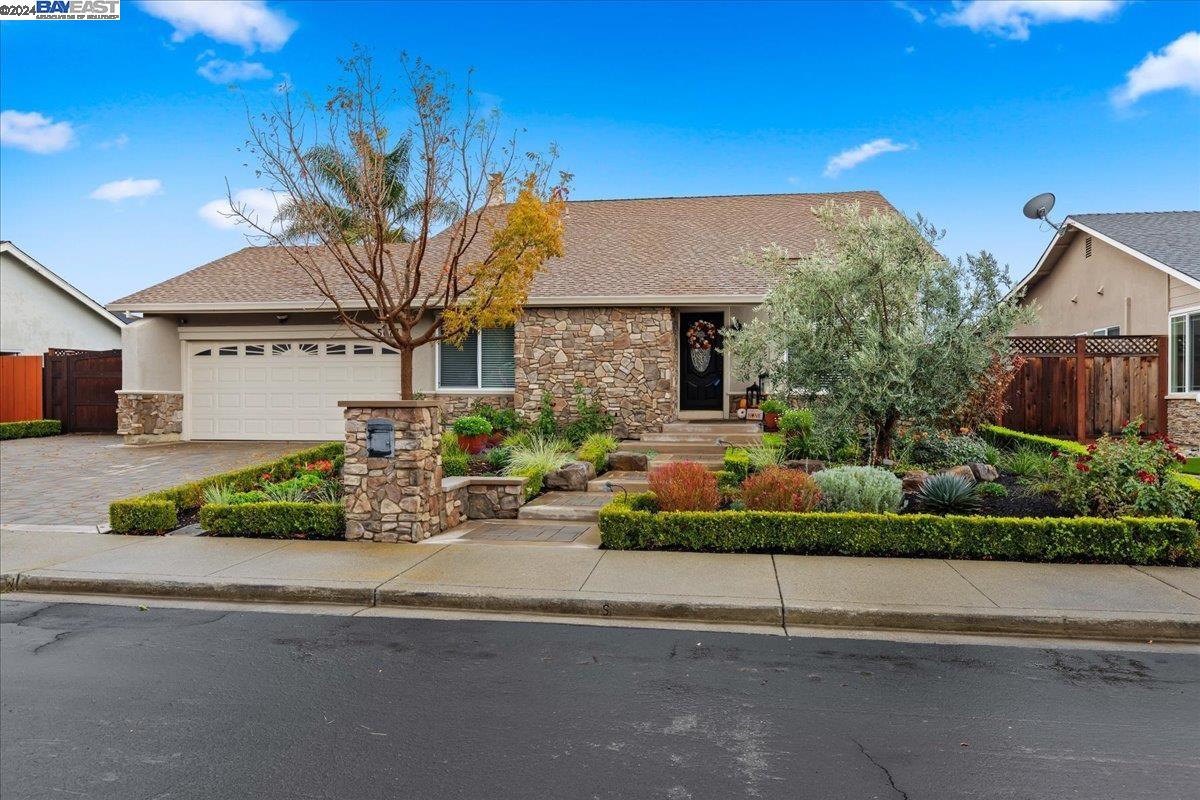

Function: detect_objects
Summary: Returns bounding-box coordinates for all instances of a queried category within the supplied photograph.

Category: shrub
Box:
[200,502,344,539]
[485,445,512,472]
[1000,446,1053,479]
[647,462,719,511]
[564,382,614,447]
[109,499,175,534]
[759,399,786,415]
[978,481,1008,498]
[746,443,785,472]
[916,473,979,514]
[778,408,815,458]
[532,390,559,439]
[980,425,1089,457]
[1043,420,1192,519]
[471,402,521,434]
[228,490,270,505]
[504,434,573,498]
[598,494,1198,565]
[741,467,822,512]
[452,416,493,437]
[202,483,237,505]
[441,436,469,477]
[896,429,990,468]
[814,466,903,513]
[577,433,619,473]
[723,448,751,481]
[0,419,61,440]
[714,469,741,491]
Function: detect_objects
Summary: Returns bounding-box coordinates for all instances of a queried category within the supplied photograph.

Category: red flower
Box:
[1136,470,1157,485]
[1176,453,1188,463]
[1075,462,1090,473]
[260,472,273,481]
[1051,449,1060,459]
[1086,444,1097,453]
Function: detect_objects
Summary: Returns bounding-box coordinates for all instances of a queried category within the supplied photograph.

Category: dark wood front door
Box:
[679,311,724,411]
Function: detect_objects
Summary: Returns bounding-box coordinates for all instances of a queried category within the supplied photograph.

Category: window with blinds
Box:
[437,327,515,389]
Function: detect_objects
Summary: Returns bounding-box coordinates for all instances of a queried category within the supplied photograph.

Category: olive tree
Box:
[723,202,1034,463]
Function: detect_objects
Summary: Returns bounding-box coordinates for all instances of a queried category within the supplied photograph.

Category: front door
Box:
[679,311,724,411]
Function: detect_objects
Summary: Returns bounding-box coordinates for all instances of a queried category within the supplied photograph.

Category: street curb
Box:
[4,570,1198,642]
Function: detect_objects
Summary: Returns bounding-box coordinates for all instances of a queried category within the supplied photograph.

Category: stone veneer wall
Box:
[116,391,183,444]
[1168,398,1200,447]
[515,307,676,438]
[428,392,515,421]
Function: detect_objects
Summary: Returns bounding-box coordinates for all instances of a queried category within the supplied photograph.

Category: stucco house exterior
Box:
[1010,211,1200,443]
[106,191,896,443]
[0,241,125,356]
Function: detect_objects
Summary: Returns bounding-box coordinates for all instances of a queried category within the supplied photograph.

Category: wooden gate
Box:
[1002,336,1166,441]
[0,355,44,423]
[43,349,122,433]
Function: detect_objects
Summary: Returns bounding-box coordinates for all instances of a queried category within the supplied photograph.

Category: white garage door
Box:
[187,340,403,440]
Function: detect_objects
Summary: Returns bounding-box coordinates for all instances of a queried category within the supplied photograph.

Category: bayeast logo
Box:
[0,0,120,20]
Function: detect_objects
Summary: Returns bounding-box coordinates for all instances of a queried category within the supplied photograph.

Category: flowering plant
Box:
[1046,419,1191,518]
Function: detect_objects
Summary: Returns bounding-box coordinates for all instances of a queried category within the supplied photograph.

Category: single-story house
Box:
[1010,210,1200,442]
[106,191,897,443]
[0,240,125,355]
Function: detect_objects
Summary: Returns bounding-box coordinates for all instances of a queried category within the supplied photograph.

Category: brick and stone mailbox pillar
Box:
[339,400,443,543]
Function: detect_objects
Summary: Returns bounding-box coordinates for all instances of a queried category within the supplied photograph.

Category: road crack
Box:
[850,737,909,800]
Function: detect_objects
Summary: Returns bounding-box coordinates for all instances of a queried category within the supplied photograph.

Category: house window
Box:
[1170,311,1200,393]
[438,327,515,389]
[245,344,264,356]
[326,343,346,355]
[1093,325,1120,336]
[218,345,238,356]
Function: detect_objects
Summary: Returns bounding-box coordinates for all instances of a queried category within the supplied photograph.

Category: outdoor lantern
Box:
[745,382,761,407]
[366,419,395,458]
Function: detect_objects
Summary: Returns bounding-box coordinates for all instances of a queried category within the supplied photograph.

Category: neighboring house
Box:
[0,241,125,355]
[1010,211,1200,444]
[106,191,897,443]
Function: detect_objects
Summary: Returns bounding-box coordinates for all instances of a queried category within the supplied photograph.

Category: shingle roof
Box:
[1070,211,1200,282]
[108,190,898,310]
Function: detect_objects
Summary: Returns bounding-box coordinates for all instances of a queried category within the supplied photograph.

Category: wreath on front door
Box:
[686,320,718,373]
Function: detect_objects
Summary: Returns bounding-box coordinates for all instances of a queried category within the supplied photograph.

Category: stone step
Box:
[587,471,650,493]
[639,431,761,445]
[619,440,729,455]
[518,491,614,522]
[649,455,725,472]
[661,421,761,433]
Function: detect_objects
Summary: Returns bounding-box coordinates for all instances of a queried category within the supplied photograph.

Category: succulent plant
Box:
[916,472,979,514]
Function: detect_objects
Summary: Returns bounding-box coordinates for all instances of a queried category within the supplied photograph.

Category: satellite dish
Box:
[1022,192,1061,231]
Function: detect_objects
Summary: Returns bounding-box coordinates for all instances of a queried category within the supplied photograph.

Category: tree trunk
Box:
[872,410,899,464]
[400,347,414,400]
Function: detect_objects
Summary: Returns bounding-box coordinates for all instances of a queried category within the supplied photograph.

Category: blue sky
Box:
[2,0,1198,304]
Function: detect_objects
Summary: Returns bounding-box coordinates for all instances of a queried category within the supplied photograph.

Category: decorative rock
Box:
[607,450,650,472]
[968,462,999,482]
[116,391,184,443]
[943,465,976,483]
[901,470,930,493]
[784,459,825,474]
[545,460,596,491]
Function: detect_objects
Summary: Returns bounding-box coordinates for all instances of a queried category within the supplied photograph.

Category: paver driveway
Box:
[0,435,313,528]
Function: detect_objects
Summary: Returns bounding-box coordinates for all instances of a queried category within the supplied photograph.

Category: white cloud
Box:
[0,110,76,154]
[892,1,926,24]
[138,0,296,52]
[90,178,163,202]
[940,0,1124,41]
[97,133,130,150]
[197,59,273,84]
[199,188,288,231]
[905,45,917,55]
[824,138,910,177]
[1113,31,1200,107]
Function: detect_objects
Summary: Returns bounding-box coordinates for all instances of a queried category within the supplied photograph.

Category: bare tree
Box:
[228,49,569,398]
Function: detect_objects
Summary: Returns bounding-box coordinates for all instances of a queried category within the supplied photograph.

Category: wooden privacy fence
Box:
[1001,336,1166,441]
[43,349,122,433]
[0,355,44,423]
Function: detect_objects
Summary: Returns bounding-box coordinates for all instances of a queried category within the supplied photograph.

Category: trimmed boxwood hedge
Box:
[0,419,61,440]
[598,493,1198,566]
[979,424,1089,456]
[200,502,344,539]
[108,442,344,534]
[723,448,750,480]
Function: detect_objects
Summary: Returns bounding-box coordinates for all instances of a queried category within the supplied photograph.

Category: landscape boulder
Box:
[901,469,930,493]
[943,465,976,483]
[968,462,1000,482]
[607,451,649,472]
[544,460,596,491]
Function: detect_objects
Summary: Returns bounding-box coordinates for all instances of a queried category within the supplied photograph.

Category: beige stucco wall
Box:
[121,316,183,392]
[0,250,122,354]
[1012,234,1171,336]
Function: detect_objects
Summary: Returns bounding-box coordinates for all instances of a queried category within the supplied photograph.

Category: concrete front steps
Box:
[586,470,649,493]
[612,419,760,474]
[518,490,613,522]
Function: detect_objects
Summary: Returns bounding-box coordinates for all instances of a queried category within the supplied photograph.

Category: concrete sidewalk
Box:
[2,528,1198,641]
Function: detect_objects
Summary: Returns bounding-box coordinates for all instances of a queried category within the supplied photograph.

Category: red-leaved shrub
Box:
[741,467,822,512]
[648,461,720,511]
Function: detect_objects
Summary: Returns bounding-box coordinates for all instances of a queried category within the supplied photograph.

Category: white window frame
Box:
[1092,325,1120,336]
[435,327,515,392]
[1168,306,1200,397]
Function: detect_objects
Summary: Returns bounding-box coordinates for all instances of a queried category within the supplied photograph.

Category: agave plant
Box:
[263,481,308,502]
[201,482,237,505]
[916,473,979,514]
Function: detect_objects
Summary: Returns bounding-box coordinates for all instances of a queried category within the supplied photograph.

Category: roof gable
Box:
[1,241,125,329]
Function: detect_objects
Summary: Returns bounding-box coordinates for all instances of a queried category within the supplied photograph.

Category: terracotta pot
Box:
[488,431,506,447]
[763,412,780,432]
[458,433,488,455]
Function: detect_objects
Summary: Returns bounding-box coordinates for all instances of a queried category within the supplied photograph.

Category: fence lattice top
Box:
[1008,336,1160,358]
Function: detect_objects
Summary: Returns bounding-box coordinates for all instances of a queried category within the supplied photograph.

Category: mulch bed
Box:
[901,473,1072,518]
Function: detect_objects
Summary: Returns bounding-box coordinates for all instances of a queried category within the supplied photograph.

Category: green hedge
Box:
[598,493,1198,566]
[0,419,61,440]
[979,424,1089,456]
[723,448,750,481]
[109,442,344,533]
[199,502,344,539]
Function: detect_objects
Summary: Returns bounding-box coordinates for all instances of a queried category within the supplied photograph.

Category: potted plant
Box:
[452,415,493,455]
[488,408,520,446]
[759,399,786,432]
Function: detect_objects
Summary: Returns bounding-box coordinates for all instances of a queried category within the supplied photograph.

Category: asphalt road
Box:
[1,600,1197,799]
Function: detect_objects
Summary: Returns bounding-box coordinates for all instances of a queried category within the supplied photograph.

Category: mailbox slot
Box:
[366,419,395,458]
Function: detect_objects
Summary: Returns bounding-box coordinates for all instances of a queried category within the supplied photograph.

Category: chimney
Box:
[485,173,506,207]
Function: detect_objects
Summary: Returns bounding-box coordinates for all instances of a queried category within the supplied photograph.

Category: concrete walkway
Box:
[2,528,1198,641]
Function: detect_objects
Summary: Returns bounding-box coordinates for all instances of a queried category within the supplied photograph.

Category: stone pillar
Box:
[116,391,183,445]
[1167,398,1200,448]
[340,400,443,543]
